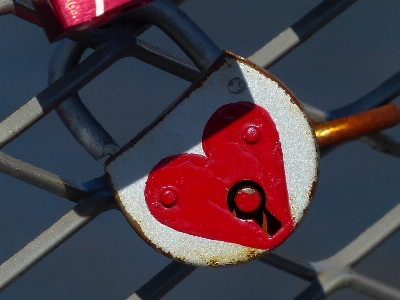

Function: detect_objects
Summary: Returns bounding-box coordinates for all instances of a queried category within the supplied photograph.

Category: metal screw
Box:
[244,126,260,144]
[234,187,262,213]
[228,77,246,94]
[160,188,178,207]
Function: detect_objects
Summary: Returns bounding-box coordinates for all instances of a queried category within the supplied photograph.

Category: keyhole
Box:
[227,180,282,237]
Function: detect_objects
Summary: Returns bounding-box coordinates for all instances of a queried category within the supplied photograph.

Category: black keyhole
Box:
[227,180,282,237]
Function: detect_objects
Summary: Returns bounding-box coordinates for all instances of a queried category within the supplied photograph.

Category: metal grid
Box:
[0,0,399,299]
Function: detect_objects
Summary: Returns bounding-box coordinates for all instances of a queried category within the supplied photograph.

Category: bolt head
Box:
[244,126,260,144]
[160,188,178,207]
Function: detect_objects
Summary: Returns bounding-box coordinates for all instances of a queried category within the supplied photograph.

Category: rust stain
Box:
[309,180,317,200]
[246,248,260,260]
[314,104,400,148]
[204,247,264,267]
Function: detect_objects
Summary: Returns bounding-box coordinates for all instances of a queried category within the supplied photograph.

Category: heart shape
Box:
[145,102,294,249]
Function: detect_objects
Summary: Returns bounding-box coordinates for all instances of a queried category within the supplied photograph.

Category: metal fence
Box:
[0,0,399,299]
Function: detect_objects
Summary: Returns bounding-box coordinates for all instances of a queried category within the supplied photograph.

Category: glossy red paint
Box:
[32,0,153,41]
[145,102,294,249]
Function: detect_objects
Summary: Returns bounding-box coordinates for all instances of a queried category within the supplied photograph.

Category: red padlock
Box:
[32,0,153,41]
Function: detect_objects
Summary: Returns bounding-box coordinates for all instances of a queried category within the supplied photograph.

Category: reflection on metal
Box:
[315,104,400,148]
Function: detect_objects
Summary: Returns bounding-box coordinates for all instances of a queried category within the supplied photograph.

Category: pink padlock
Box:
[32,0,153,41]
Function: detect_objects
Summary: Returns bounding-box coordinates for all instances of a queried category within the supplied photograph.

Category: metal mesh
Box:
[0,0,399,299]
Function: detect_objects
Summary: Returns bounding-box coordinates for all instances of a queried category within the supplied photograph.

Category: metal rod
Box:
[0,151,87,202]
[127,261,196,300]
[293,280,325,300]
[248,0,358,68]
[359,133,400,158]
[259,250,317,281]
[0,194,116,292]
[11,0,41,25]
[133,40,201,82]
[315,203,400,270]
[315,104,400,148]
[329,70,400,120]
[349,272,400,300]
[0,43,130,149]
[128,0,221,73]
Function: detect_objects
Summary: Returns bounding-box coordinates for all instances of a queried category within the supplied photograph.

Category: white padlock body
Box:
[105,52,318,266]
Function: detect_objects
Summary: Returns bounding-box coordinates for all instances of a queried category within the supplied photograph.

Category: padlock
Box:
[101,1,318,266]
[31,0,185,41]
[43,0,318,265]
[32,0,146,41]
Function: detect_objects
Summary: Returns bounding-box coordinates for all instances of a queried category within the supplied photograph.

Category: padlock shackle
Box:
[128,0,221,73]
[49,39,121,160]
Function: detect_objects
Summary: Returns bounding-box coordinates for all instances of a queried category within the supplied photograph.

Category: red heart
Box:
[145,102,294,249]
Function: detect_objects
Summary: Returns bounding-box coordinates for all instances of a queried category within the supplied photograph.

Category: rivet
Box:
[234,187,262,213]
[160,188,178,207]
[244,126,260,144]
[228,77,246,94]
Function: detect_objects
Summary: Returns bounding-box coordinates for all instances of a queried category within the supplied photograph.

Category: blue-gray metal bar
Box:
[350,272,400,300]
[314,203,400,269]
[259,250,316,281]
[359,133,400,158]
[0,194,116,292]
[128,0,221,73]
[293,281,325,300]
[127,261,196,300]
[0,43,130,149]
[328,71,400,120]
[0,151,87,202]
[248,0,358,68]
[259,204,400,299]
[133,40,201,82]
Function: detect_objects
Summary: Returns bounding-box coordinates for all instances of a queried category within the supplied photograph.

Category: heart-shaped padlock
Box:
[105,51,318,266]
[41,0,318,266]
